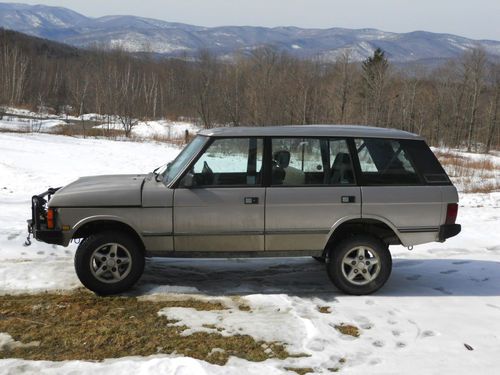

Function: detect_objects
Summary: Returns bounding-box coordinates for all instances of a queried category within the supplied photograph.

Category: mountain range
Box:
[1,2,500,63]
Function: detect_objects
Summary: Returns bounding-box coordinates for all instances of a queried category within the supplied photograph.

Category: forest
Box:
[1,28,499,151]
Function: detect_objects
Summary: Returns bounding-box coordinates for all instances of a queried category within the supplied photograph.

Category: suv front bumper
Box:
[27,219,64,245]
[438,224,461,242]
[27,187,64,246]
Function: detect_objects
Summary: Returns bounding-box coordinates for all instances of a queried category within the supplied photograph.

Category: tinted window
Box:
[187,137,263,186]
[355,138,421,185]
[404,140,451,184]
[271,138,354,185]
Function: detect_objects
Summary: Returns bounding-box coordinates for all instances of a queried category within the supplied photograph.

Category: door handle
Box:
[341,196,356,203]
[244,197,259,204]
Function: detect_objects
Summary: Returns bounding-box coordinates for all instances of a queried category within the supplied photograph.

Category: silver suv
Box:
[27,125,461,295]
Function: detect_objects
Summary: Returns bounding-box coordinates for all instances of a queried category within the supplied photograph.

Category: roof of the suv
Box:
[198,125,424,140]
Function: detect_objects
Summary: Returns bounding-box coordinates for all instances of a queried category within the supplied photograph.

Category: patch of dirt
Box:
[335,323,360,337]
[0,289,290,364]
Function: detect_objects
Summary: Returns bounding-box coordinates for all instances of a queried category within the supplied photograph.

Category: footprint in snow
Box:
[452,260,471,265]
[396,342,407,348]
[406,274,421,281]
[486,245,500,252]
[372,340,385,348]
[394,260,424,268]
[470,277,489,282]
[433,287,453,295]
[440,269,458,274]
[7,232,20,240]
[421,330,436,338]
[392,330,402,337]
[486,304,500,310]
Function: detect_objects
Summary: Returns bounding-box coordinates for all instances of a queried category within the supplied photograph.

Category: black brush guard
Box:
[26,187,62,245]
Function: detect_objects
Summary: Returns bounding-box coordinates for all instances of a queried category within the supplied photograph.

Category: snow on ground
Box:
[1,132,500,374]
[128,120,200,139]
[0,109,202,140]
[0,115,66,132]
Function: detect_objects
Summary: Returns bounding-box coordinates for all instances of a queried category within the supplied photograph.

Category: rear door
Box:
[354,138,444,244]
[265,137,361,251]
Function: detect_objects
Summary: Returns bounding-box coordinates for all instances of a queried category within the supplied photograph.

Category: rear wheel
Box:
[74,231,145,295]
[327,235,391,295]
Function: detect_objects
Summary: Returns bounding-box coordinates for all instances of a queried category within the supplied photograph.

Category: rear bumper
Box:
[438,224,461,242]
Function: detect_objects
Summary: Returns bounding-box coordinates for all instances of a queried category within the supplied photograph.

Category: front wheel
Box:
[74,231,145,295]
[327,235,392,295]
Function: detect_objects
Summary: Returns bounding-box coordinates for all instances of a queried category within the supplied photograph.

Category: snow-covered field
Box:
[1,132,500,374]
[0,109,200,140]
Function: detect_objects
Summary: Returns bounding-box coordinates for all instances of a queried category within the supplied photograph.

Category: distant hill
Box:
[0,27,80,58]
[1,2,500,63]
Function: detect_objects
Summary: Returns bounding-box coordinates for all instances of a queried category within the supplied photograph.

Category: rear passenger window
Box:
[355,138,421,185]
[404,140,451,184]
[271,138,354,186]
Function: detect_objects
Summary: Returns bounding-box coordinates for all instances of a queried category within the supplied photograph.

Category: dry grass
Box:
[434,149,500,193]
[0,289,290,364]
[238,304,252,312]
[284,367,315,375]
[50,124,124,138]
[0,127,31,134]
[317,306,332,314]
[335,324,360,338]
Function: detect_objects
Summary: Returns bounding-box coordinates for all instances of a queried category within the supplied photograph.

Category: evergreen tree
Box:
[361,48,389,125]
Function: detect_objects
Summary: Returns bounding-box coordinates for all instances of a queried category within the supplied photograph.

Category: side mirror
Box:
[181,171,195,188]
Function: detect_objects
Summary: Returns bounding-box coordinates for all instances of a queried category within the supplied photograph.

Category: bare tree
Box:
[462,48,487,151]
[486,63,500,153]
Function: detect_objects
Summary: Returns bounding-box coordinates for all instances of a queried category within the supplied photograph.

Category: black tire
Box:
[326,235,392,295]
[312,256,326,263]
[74,231,145,295]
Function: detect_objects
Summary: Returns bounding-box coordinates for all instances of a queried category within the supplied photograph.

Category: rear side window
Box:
[355,138,421,185]
[404,140,450,184]
[271,138,355,186]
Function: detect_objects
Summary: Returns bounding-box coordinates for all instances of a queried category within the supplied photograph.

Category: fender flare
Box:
[72,215,143,240]
[326,214,405,248]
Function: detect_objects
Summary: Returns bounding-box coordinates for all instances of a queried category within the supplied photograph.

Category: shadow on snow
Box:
[134,256,500,298]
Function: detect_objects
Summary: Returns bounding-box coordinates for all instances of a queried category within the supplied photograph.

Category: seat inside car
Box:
[272,150,289,184]
[329,152,354,184]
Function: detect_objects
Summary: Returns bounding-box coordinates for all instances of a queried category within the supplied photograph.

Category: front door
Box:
[174,137,265,252]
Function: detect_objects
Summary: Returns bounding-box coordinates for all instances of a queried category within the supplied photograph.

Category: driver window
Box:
[188,137,263,186]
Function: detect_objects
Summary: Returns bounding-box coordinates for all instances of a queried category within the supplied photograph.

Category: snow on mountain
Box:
[1,3,500,62]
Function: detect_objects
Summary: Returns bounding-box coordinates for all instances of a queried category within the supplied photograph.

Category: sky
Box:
[13,0,500,40]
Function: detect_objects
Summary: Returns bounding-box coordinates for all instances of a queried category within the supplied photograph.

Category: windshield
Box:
[161,135,207,185]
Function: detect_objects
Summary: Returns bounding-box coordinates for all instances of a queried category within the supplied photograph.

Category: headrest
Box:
[274,150,291,168]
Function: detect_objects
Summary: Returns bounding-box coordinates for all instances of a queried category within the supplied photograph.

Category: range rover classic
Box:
[27,125,461,295]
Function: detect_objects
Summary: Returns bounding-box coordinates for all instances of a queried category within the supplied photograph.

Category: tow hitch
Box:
[24,232,31,246]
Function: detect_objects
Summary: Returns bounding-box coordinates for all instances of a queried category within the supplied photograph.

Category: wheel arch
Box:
[72,216,145,251]
[324,216,402,257]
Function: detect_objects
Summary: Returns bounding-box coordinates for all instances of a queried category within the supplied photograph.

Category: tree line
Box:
[1,28,499,151]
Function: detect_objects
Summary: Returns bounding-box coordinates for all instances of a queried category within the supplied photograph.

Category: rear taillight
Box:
[46,208,55,229]
[445,203,458,225]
